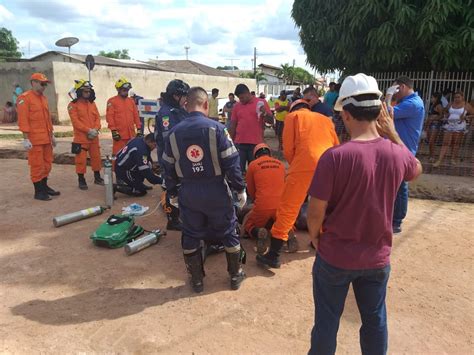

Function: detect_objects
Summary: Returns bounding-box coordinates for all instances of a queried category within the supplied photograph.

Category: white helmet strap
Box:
[341,97,381,108]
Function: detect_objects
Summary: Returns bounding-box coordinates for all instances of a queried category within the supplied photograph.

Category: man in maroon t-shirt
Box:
[306,74,422,355]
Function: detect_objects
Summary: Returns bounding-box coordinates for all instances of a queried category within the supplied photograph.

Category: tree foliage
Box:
[277,63,315,84]
[98,49,131,59]
[239,70,267,83]
[292,0,474,73]
[216,65,239,70]
[0,27,22,60]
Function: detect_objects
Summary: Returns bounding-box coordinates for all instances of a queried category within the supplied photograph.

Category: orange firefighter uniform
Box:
[105,95,141,155]
[271,107,339,241]
[244,155,286,235]
[17,90,54,183]
[68,100,102,174]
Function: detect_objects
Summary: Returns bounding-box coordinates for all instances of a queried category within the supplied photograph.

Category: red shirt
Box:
[308,138,418,270]
[231,97,271,144]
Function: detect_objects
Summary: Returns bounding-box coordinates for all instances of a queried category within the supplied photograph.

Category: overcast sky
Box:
[0,0,313,71]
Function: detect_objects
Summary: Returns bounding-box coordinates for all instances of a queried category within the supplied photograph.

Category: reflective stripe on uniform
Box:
[220,145,237,159]
[208,128,222,176]
[169,133,184,178]
[225,245,241,253]
[183,248,199,254]
[162,152,175,164]
[117,147,138,167]
[138,165,149,171]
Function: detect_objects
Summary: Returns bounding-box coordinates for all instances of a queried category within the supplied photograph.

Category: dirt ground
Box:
[0,159,472,354]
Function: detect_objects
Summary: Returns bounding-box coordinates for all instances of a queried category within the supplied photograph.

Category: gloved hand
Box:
[87,128,99,140]
[169,195,179,208]
[386,85,399,96]
[136,132,144,138]
[22,139,32,151]
[51,135,57,148]
[112,130,121,141]
[236,190,247,209]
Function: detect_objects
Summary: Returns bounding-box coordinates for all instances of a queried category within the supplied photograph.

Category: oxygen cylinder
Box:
[104,156,114,207]
[53,206,106,227]
[124,229,166,255]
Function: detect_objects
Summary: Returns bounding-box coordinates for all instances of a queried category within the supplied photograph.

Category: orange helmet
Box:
[289,98,310,112]
[253,143,271,158]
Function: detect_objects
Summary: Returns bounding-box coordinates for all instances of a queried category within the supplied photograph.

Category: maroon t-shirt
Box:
[308,137,418,270]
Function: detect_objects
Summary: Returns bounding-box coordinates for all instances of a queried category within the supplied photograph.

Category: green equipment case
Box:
[90,215,144,248]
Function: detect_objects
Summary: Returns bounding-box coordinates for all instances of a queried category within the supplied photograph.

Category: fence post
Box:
[426,70,434,111]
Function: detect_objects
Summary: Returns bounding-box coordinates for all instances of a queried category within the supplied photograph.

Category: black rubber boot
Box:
[226,247,246,290]
[166,204,181,231]
[256,237,284,269]
[183,249,205,293]
[287,230,298,253]
[254,228,269,255]
[33,181,51,201]
[78,174,88,190]
[94,171,104,185]
[42,178,60,196]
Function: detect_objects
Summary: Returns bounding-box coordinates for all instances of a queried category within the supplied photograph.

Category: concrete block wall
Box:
[0,61,256,123]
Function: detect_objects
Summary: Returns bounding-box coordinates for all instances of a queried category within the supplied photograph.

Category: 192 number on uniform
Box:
[192,166,204,173]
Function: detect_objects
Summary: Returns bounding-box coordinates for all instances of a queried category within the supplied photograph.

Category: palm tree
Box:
[277,64,294,84]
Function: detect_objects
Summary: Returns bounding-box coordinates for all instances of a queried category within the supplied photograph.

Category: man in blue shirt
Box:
[162,86,247,293]
[323,82,338,110]
[386,76,425,234]
[303,86,333,117]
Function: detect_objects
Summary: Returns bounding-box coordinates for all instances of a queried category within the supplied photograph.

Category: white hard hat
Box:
[334,73,382,111]
[128,89,136,97]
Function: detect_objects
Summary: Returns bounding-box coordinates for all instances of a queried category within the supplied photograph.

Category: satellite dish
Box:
[55,37,79,61]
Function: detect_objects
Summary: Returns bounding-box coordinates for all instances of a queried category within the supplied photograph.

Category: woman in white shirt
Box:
[434,91,472,167]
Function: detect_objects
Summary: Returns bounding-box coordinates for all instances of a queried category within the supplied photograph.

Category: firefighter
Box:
[155,79,190,231]
[115,134,162,197]
[106,78,141,158]
[243,143,286,254]
[68,79,104,190]
[257,99,339,268]
[162,86,246,293]
[17,73,60,201]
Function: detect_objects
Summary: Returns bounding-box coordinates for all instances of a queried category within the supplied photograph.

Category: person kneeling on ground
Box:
[243,143,286,254]
[115,133,162,197]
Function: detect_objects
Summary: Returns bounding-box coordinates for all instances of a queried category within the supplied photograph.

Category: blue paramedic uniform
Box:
[162,111,245,251]
[154,102,188,165]
[115,137,162,192]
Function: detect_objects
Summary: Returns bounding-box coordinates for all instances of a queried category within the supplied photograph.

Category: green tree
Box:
[217,65,239,70]
[0,27,22,60]
[277,63,314,85]
[239,70,267,83]
[292,0,474,73]
[98,49,131,59]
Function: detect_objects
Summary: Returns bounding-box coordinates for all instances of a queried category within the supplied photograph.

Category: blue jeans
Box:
[393,181,408,227]
[309,256,390,355]
[236,143,255,173]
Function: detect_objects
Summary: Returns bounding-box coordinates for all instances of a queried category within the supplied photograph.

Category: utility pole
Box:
[184,46,190,60]
[253,47,257,76]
